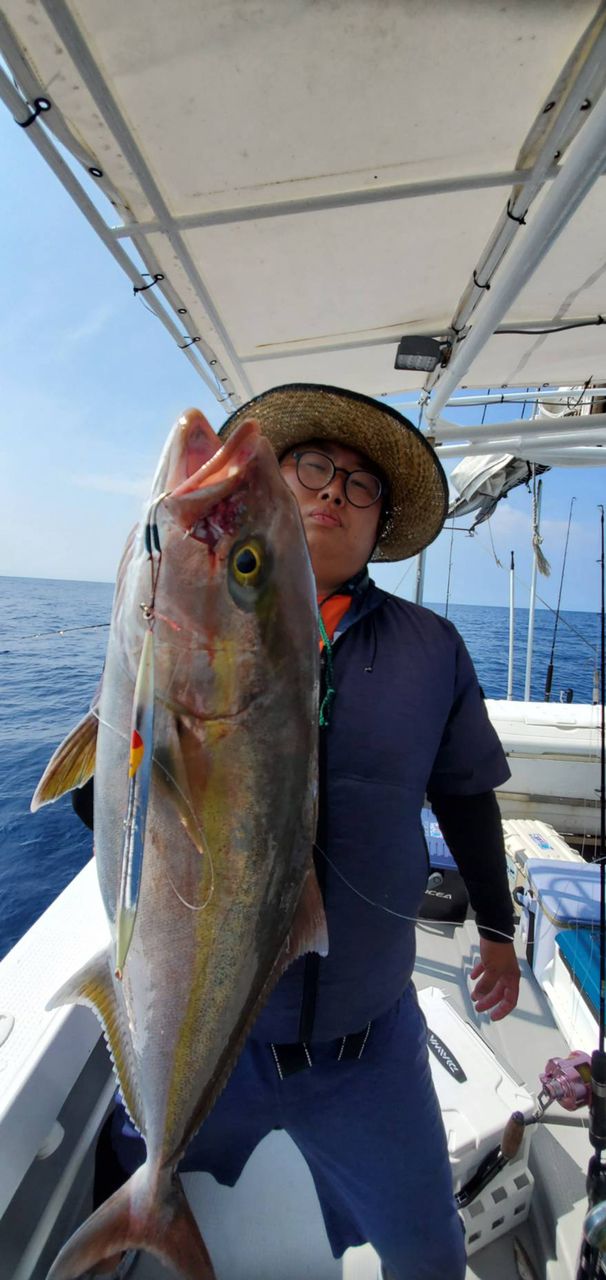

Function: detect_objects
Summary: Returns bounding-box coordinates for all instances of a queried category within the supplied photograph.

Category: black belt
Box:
[270,1022,373,1080]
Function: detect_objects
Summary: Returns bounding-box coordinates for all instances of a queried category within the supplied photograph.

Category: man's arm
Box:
[428,789,520,1022]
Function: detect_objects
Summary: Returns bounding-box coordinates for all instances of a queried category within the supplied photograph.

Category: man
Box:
[85,383,519,1280]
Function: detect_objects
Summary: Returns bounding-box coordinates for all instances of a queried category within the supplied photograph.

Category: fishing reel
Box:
[537,1051,593,1113]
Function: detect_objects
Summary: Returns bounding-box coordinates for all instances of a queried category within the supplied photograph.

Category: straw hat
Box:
[219,383,448,561]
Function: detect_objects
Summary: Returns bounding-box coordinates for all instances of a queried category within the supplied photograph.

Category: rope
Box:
[531,470,551,577]
[318,613,336,727]
[545,496,576,701]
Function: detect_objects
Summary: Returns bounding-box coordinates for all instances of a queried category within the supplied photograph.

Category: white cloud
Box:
[55,304,119,356]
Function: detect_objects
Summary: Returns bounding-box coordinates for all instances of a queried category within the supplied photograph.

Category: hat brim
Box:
[219,384,448,561]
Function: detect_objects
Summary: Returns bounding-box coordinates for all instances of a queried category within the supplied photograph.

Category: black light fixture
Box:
[394,335,445,373]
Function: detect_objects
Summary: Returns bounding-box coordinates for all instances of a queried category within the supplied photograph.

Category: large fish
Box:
[32,409,325,1279]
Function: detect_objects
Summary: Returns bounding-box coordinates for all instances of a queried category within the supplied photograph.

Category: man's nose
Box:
[320,472,346,504]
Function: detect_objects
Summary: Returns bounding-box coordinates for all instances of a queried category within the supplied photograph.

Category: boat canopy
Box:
[1,0,606,432]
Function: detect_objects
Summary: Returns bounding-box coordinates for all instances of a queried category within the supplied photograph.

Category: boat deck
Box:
[0,861,592,1278]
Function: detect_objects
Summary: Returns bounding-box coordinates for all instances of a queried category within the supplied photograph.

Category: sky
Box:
[1,105,604,612]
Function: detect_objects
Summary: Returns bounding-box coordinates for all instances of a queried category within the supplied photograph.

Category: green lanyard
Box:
[318,612,336,727]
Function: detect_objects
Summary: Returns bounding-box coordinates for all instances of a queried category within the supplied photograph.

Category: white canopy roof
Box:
[1,0,606,420]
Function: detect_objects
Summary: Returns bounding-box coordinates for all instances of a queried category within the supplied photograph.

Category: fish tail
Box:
[47,1164,215,1280]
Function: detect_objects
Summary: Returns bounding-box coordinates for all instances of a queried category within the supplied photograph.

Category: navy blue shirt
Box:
[251,580,510,1043]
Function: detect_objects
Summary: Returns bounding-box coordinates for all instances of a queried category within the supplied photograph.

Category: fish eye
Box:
[231,539,263,586]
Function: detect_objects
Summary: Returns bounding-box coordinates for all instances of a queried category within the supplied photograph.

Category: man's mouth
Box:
[309,509,342,528]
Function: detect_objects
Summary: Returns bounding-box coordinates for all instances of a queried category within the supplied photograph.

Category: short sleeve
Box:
[427,629,510,797]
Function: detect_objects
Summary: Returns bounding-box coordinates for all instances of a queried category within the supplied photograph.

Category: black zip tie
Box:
[17,97,51,128]
[506,200,526,226]
[473,269,491,291]
[180,335,201,349]
[133,273,164,295]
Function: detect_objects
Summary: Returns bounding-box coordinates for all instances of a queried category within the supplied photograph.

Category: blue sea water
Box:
[0,574,600,961]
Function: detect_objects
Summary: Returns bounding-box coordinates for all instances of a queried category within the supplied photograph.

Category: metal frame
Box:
[37,0,252,401]
[425,6,606,408]
[0,6,245,409]
[425,83,606,427]
[239,316,606,364]
[2,1,606,425]
[434,412,606,443]
[109,166,560,238]
[0,61,232,405]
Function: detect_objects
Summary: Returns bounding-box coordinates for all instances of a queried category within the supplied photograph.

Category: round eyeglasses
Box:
[287,450,383,509]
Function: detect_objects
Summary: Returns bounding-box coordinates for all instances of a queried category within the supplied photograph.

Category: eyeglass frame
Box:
[283,449,384,509]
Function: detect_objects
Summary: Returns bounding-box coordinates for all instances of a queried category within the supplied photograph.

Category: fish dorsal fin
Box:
[31,709,98,811]
[281,860,329,966]
[47,948,143,1133]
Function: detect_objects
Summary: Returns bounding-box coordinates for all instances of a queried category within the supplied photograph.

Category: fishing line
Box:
[312,839,515,942]
[444,521,456,618]
[2,621,111,644]
[473,527,597,657]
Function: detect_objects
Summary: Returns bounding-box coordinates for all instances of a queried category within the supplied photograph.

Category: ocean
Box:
[0,574,600,962]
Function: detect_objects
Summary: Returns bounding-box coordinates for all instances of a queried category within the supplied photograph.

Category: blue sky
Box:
[1,106,604,611]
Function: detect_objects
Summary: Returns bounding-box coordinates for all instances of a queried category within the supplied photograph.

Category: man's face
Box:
[279,439,383,592]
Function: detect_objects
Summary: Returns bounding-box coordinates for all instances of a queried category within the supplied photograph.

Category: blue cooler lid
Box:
[421,808,457,871]
[526,858,602,927]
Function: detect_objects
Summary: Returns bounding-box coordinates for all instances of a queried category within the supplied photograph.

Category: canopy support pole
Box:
[425,85,606,427]
[508,551,515,700]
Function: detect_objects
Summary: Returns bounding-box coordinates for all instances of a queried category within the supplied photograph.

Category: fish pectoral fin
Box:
[282,861,329,964]
[46,1166,216,1280]
[47,949,143,1134]
[31,709,98,811]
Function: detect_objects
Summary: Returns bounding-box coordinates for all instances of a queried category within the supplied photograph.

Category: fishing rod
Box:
[544,496,576,702]
[576,505,606,1280]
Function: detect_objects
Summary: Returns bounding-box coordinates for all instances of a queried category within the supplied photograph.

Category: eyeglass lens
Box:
[294,451,381,508]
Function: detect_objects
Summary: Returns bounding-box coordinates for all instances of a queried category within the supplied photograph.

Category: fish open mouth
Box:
[166,418,260,548]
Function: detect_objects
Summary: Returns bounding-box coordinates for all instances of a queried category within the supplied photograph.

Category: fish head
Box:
[119,409,317,718]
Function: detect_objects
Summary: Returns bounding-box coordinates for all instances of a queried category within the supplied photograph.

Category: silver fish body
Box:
[34,410,325,1278]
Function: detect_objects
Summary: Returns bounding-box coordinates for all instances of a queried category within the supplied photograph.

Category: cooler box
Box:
[546,929,600,1053]
[520,859,602,991]
[420,988,534,1254]
[419,809,469,924]
[344,989,536,1277]
[503,819,583,915]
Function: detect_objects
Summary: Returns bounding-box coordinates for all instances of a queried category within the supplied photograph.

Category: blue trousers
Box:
[108,985,466,1280]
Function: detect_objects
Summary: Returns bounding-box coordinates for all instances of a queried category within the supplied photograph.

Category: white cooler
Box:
[520,858,602,991]
[503,819,582,915]
[343,988,535,1276]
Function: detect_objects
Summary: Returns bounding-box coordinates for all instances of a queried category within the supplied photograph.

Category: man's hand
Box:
[470,938,520,1021]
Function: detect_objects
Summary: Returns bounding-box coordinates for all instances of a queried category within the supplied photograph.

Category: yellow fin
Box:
[47,948,143,1133]
[31,710,98,811]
